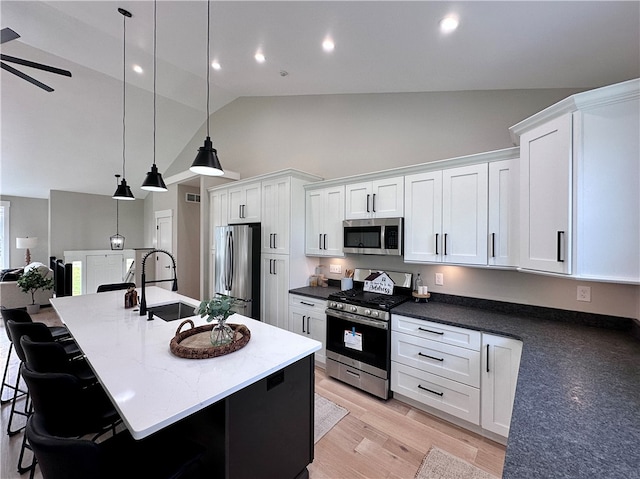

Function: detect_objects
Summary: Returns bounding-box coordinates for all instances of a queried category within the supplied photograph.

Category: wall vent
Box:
[185,193,201,203]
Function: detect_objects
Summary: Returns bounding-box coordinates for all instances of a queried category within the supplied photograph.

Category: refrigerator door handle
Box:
[228,230,234,289]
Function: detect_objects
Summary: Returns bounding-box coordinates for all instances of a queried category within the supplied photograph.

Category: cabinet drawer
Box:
[391,315,481,350]
[289,295,326,313]
[391,362,480,425]
[392,331,480,387]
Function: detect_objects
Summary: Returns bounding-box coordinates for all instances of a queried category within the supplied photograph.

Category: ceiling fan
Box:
[1,27,71,92]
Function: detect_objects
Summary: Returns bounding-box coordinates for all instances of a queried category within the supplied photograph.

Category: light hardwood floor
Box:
[1,309,505,479]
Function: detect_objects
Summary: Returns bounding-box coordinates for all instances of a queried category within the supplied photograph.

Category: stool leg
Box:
[1,344,27,404]
[17,412,37,475]
[6,367,30,436]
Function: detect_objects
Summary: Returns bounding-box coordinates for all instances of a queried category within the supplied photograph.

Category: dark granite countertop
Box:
[393,301,640,479]
[289,286,340,300]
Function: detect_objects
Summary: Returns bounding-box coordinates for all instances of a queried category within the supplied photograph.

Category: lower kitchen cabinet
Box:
[481,333,522,437]
[289,294,327,364]
[261,254,289,330]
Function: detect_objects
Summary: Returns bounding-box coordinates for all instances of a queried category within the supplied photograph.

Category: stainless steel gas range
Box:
[325,269,412,399]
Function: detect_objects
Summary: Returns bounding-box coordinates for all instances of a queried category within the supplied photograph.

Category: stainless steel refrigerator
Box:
[214,224,261,320]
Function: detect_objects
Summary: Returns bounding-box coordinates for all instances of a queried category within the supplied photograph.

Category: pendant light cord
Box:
[153,0,157,166]
[206,0,210,138]
[122,11,127,178]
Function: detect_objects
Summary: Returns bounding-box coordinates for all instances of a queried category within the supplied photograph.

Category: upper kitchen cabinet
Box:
[228,181,261,224]
[262,172,322,255]
[405,164,488,265]
[488,159,518,268]
[510,78,639,282]
[345,177,404,219]
[305,185,345,257]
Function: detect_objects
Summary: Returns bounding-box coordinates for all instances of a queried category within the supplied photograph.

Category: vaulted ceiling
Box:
[1,1,638,199]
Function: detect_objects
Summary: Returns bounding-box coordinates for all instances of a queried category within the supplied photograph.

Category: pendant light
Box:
[110,175,126,250]
[113,8,135,200]
[141,0,167,192]
[190,0,224,176]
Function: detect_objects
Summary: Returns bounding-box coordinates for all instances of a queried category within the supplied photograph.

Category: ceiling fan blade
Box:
[0,54,71,77]
[1,28,20,44]
[1,61,54,92]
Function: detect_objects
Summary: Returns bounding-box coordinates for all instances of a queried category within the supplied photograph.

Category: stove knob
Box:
[364,309,371,315]
[372,311,380,318]
[337,303,343,309]
[350,306,358,313]
[329,302,336,308]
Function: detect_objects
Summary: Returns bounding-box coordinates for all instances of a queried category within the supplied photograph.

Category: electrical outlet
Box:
[435,273,444,286]
[329,264,342,274]
[577,285,591,302]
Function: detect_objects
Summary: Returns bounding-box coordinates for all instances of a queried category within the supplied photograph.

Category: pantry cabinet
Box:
[511,78,639,282]
[305,186,345,257]
[481,334,522,437]
[404,164,488,265]
[345,176,404,219]
[261,176,291,254]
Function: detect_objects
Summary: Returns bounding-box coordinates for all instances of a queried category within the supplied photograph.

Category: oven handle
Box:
[325,309,388,330]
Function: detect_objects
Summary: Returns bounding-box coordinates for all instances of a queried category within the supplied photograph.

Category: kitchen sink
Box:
[148,302,197,322]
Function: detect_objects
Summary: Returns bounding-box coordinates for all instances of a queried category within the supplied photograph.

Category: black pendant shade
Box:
[141,164,168,191]
[112,177,135,200]
[190,136,224,176]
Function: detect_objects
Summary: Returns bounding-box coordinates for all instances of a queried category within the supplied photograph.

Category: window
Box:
[0,201,10,269]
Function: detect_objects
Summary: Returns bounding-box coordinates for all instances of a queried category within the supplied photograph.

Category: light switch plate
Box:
[329,264,342,274]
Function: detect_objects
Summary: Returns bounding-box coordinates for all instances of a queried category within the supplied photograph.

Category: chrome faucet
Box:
[139,248,178,316]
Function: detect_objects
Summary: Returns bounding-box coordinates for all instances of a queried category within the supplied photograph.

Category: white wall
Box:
[49,190,144,259]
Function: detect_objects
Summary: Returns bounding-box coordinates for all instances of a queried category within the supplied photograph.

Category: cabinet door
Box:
[404,171,442,262]
[488,160,516,267]
[442,164,488,265]
[228,183,261,224]
[210,189,229,231]
[307,313,326,364]
[261,254,289,329]
[305,190,324,255]
[262,178,290,254]
[520,113,572,274]
[228,187,244,224]
[345,182,372,219]
[372,177,404,218]
[481,334,522,437]
[323,186,345,256]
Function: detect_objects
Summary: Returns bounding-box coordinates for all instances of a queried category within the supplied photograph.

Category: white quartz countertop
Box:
[51,287,321,439]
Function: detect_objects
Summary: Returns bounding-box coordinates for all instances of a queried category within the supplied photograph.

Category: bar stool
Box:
[1,307,70,403]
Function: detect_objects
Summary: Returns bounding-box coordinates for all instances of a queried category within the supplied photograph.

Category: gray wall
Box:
[2,195,49,267]
[49,190,144,259]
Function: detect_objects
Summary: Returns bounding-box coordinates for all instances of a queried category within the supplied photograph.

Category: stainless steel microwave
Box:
[343,218,403,256]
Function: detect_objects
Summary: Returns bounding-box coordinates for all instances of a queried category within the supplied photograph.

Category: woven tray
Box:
[169,319,251,359]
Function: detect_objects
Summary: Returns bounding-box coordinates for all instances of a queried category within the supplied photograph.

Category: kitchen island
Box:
[51,286,321,479]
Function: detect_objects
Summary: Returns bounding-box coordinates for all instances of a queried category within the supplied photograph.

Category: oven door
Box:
[325,308,390,376]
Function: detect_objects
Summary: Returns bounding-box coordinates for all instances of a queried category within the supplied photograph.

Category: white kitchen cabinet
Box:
[288,294,327,364]
[228,181,261,224]
[261,254,289,329]
[511,79,639,281]
[481,334,522,437]
[261,177,290,254]
[305,186,345,256]
[488,159,517,267]
[404,164,488,265]
[345,176,404,219]
[210,188,229,232]
[518,113,572,274]
[391,315,481,425]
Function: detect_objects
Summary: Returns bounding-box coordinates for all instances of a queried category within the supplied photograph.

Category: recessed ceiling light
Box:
[440,15,459,34]
[211,61,221,71]
[254,52,266,63]
[132,64,143,74]
[322,38,335,52]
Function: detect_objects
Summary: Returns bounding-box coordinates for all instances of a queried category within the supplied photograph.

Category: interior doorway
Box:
[155,210,173,290]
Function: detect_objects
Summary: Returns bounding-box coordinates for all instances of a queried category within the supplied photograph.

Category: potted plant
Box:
[195,296,237,346]
[17,267,54,314]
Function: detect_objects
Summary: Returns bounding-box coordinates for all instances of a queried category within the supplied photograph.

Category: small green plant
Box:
[195,295,237,323]
[17,267,54,305]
